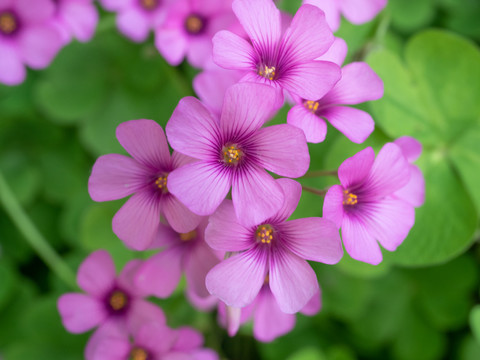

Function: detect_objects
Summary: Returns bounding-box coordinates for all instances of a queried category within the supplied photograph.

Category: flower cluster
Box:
[56,0,425,352]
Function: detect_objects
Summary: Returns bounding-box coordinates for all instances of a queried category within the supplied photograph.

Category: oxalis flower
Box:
[88,119,201,250]
[51,0,98,44]
[205,178,343,313]
[166,82,310,227]
[0,0,63,85]
[57,250,166,337]
[323,143,416,265]
[212,0,341,104]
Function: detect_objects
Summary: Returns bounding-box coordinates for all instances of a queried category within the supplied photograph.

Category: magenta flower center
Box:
[343,190,358,206]
[129,347,150,360]
[258,64,277,81]
[185,14,206,35]
[154,174,168,194]
[179,230,197,242]
[108,289,129,312]
[0,12,18,35]
[256,224,274,244]
[222,144,243,166]
[303,100,320,114]
[139,0,159,11]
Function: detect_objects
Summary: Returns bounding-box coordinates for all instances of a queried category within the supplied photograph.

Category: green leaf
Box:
[470,305,480,345]
[0,261,16,311]
[287,347,326,360]
[388,0,435,33]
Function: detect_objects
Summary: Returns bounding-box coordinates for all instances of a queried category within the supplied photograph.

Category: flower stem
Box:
[301,169,338,178]
[0,172,77,289]
[302,185,328,197]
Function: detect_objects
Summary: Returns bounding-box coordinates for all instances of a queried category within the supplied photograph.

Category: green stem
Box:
[0,172,77,289]
[301,169,338,178]
[302,185,328,197]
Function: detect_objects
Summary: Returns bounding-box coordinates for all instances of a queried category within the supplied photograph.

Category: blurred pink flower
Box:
[51,0,98,44]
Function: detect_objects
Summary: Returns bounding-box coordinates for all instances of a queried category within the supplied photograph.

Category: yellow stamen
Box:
[256,224,274,244]
[185,14,204,34]
[343,190,358,206]
[109,290,128,311]
[304,100,319,113]
[264,273,269,284]
[155,175,168,193]
[179,230,197,242]
[0,13,17,34]
[139,0,158,11]
[222,144,243,165]
[258,65,276,80]
[130,347,149,360]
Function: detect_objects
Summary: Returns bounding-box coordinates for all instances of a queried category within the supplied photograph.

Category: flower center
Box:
[185,14,205,35]
[256,224,274,244]
[108,290,129,312]
[139,0,159,11]
[258,65,276,80]
[303,100,320,114]
[222,144,243,166]
[154,175,168,193]
[179,230,196,242]
[129,347,150,360]
[0,12,18,35]
[343,190,358,206]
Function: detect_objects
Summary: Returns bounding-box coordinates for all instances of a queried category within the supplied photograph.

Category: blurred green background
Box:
[1,0,480,359]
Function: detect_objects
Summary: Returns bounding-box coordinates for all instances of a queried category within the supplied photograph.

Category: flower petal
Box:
[340,0,387,24]
[269,249,319,314]
[281,4,334,62]
[90,338,130,360]
[394,165,425,207]
[232,165,284,227]
[77,250,116,297]
[117,9,150,42]
[270,178,302,223]
[166,97,221,161]
[19,24,63,69]
[304,0,340,32]
[394,136,422,163]
[185,241,221,299]
[287,105,327,144]
[112,190,160,250]
[162,194,202,233]
[167,161,231,216]
[15,0,54,22]
[173,326,204,350]
[280,60,341,100]
[127,299,166,334]
[322,184,344,228]
[251,124,310,177]
[320,106,374,144]
[212,30,256,71]
[88,154,149,202]
[61,1,98,42]
[136,323,177,355]
[300,290,321,315]
[279,217,343,264]
[317,37,348,65]
[57,294,106,333]
[338,147,375,189]
[116,119,171,170]
[155,28,187,66]
[206,246,268,308]
[0,42,25,86]
[205,200,253,252]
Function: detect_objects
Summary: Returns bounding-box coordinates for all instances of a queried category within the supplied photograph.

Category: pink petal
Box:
[99,0,131,11]
[394,136,422,163]
[232,166,284,227]
[77,250,116,297]
[279,60,341,100]
[205,200,253,252]
[287,105,327,143]
[136,323,177,355]
[86,321,129,360]
[166,97,220,161]
[61,1,98,42]
[88,154,149,202]
[19,24,63,69]
[341,213,383,265]
[232,0,281,51]
[127,299,166,334]
[116,119,171,170]
[269,178,302,223]
[57,294,106,333]
[149,222,179,249]
[172,151,197,169]
[112,190,160,250]
[322,184,344,228]
[116,259,145,295]
[135,248,183,298]
[304,0,340,32]
[251,124,310,177]
[279,217,343,264]
[338,147,375,189]
[117,8,150,42]
[361,197,415,252]
[188,350,219,360]
[317,37,348,65]
[173,327,204,350]
[186,286,218,311]
[253,287,296,342]
[220,83,279,137]
[206,247,268,308]
[0,0,13,8]
[281,4,334,62]
[162,194,202,233]
[15,0,55,22]
[212,30,256,70]
[394,165,425,207]
[90,338,130,360]
[224,305,242,336]
[320,106,374,144]
[0,42,25,86]
[186,36,213,69]
[185,241,221,299]
[300,290,321,315]
[155,28,187,66]
[364,143,411,198]
[340,0,387,24]
[167,161,231,216]
[269,249,319,314]
[321,62,384,106]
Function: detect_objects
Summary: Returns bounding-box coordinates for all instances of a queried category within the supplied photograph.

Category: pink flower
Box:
[219,287,321,342]
[135,218,221,308]
[88,322,218,360]
[51,0,98,44]
[0,0,63,85]
[166,82,310,227]
[88,119,202,250]
[393,136,425,207]
[205,178,343,313]
[287,61,383,143]
[57,250,166,336]
[323,143,416,265]
[155,0,237,68]
[212,0,341,104]
[304,0,387,32]
[99,0,171,42]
